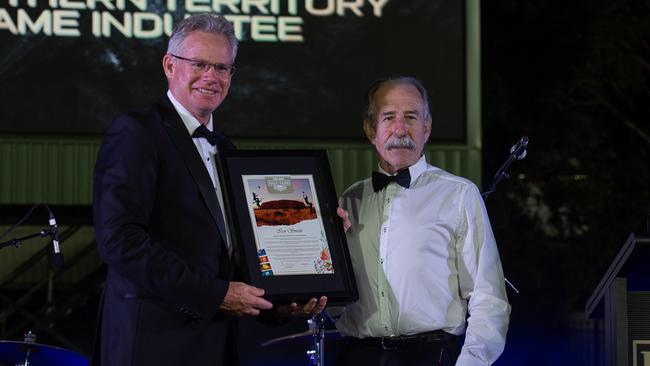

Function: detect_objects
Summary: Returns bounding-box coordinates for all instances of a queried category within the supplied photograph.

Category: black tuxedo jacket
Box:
[92,95,237,366]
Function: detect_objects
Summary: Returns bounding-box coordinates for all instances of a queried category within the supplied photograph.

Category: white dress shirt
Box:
[167,90,231,250]
[336,155,510,366]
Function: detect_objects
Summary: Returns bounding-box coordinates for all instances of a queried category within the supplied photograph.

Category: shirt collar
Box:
[376,155,427,186]
[167,90,214,135]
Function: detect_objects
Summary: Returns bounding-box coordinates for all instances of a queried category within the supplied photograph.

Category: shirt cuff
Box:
[455,352,490,366]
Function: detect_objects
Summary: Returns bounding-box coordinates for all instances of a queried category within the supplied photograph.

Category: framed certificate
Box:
[219,150,358,305]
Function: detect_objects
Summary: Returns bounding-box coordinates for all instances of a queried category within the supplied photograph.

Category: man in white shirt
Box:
[335,77,510,366]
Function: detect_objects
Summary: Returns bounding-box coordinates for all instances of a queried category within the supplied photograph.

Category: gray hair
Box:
[363,76,431,127]
[167,14,238,62]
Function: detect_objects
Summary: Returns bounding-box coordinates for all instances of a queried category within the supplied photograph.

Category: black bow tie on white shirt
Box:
[371,169,411,192]
[192,124,228,147]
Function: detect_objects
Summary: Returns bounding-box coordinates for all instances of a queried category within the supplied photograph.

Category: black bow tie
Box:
[371,169,411,192]
[192,124,228,147]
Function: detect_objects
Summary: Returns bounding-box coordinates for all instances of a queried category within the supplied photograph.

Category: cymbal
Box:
[261,329,346,347]
[0,340,89,366]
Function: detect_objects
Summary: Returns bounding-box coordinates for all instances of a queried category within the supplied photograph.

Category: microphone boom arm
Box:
[0,227,56,250]
[0,204,64,267]
[482,136,528,200]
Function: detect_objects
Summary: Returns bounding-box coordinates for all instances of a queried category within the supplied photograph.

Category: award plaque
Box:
[219,150,358,305]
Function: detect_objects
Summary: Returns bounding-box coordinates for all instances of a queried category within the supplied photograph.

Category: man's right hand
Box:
[219,281,273,316]
[337,207,351,233]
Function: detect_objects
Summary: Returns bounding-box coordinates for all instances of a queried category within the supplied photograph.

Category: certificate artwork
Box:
[242,174,334,276]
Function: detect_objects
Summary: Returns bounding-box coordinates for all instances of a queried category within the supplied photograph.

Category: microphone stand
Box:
[306,313,326,366]
[0,204,63,267]
[0,227,58,251]
[482,136,529,294]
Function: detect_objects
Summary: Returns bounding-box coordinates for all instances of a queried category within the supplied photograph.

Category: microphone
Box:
[48,212,64,267]
[510,136,529,160]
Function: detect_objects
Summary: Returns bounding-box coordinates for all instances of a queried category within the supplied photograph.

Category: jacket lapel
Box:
[156,96,229,247]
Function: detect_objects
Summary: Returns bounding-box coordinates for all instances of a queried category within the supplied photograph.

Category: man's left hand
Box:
[277,296,328,318]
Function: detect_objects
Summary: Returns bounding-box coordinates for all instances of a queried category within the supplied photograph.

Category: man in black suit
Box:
[93,14,325,366]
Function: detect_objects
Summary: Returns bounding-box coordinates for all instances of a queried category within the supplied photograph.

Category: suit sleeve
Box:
[93,114,228,321]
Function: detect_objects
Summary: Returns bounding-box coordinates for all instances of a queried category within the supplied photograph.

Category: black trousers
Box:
[335,336,460,366]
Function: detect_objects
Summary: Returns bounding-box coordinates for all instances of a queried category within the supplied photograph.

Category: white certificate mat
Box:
[242,174,334,276]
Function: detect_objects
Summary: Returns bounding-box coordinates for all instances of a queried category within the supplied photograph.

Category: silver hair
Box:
[363,76,431,127]
[167,14,238,62]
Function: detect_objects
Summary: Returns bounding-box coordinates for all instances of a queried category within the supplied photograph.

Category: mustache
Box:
[385,135,416,151]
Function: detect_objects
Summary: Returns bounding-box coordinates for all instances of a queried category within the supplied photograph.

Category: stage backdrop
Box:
[0,0,465,141]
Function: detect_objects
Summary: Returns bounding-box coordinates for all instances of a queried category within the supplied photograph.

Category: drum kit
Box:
[0,332,88,366]
[2,314,338,366]
[2,319,337,366]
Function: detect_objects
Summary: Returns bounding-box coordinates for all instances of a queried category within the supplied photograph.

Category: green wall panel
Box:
[0,135,480,205]
[0,136,99,205]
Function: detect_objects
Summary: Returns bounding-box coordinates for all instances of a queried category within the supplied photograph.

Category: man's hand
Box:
[337,207,351,233]
[277,296,328,318]
[219,281,273,316]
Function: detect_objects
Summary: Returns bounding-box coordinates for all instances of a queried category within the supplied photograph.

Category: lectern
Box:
[586,234,650,366]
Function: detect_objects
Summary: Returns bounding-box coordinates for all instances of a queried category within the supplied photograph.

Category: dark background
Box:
[482,0,649,364]
[1,0,649,365]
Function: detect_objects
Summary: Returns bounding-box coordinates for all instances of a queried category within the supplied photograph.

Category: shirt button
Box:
[381,291,385,297]
[380,258,384,264]
[382,227,387,233]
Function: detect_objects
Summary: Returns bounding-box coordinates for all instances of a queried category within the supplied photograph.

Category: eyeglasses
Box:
[169,54,236,76]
